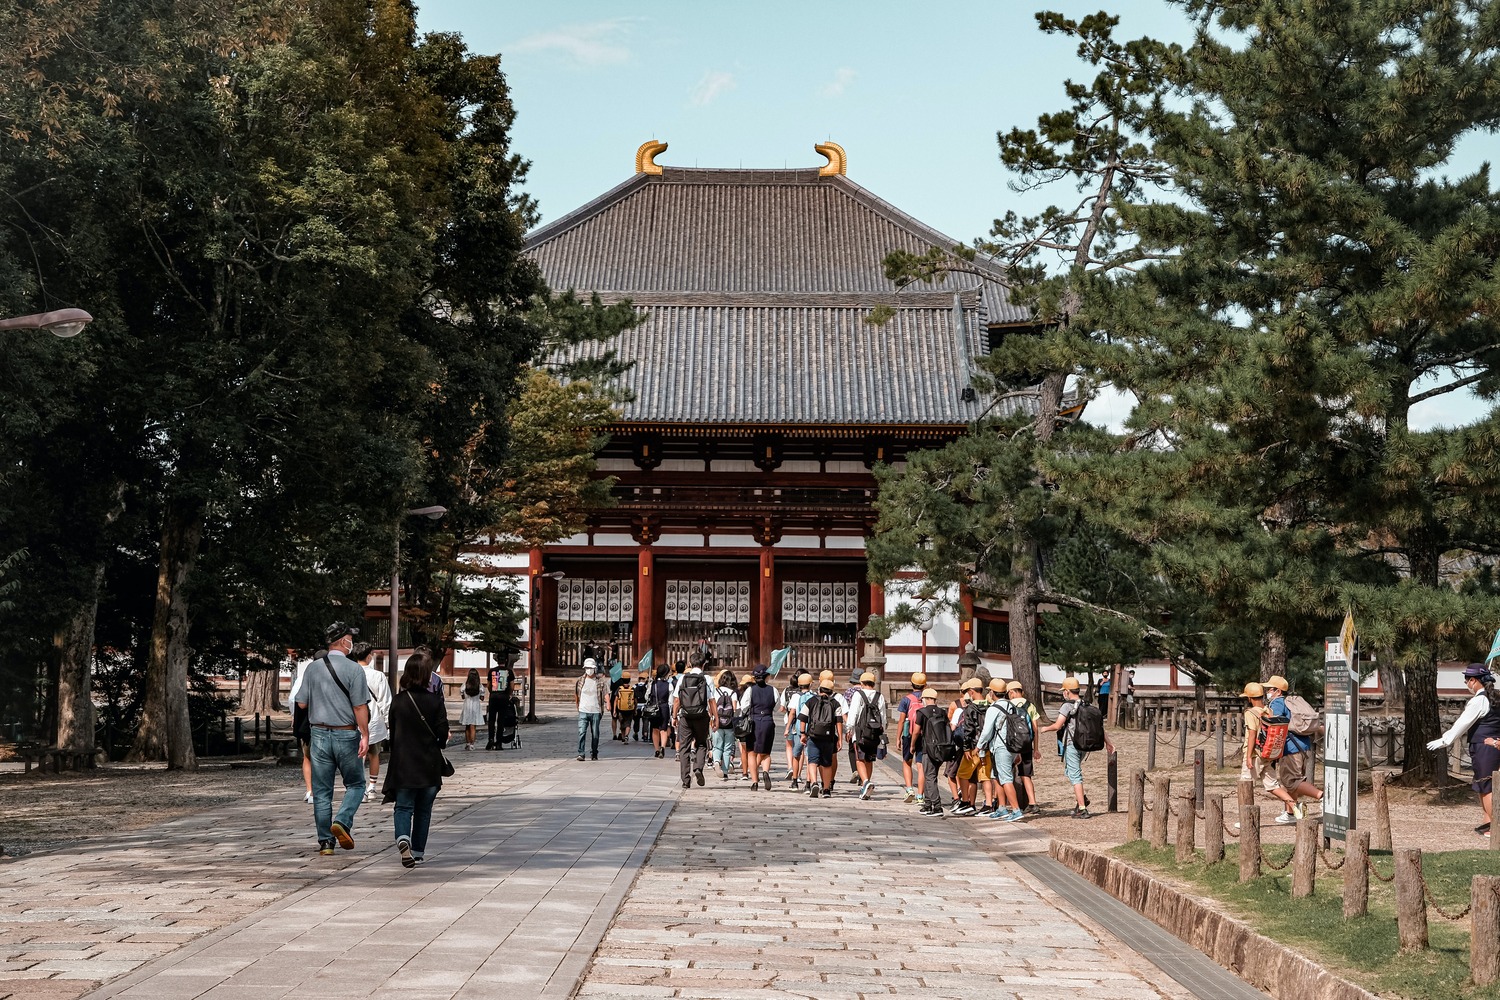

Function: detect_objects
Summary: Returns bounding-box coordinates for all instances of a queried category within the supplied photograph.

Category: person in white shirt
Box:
[575,659,610,761]
[797,677,847,798]
[1427,663,1500,837]
[844,671,887,800]
[352,644,392,794]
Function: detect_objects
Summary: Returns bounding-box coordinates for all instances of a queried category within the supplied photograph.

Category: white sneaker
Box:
[1274,811,1297,825]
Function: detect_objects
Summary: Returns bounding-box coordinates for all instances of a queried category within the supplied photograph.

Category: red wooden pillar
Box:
[959,584,975,652]
[869,580,885,619]
[636,547,655,665]
[528,547,544,673]
[758,546,777,665]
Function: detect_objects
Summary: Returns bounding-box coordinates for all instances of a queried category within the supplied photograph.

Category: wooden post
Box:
[1177,723,1187,764]
[1472,875,1500,986]
[1372,771,1393,852]
[1216,720,1225,770]
[1395,849,1428,952]
[1107,751,1118,812]
[233,717,243,754]
[1151,775,1171,849]
[1128,767,1145,841]
[1292,817,1318,898]
[1239,805,1261,882]
[1147,723,1157,771]
[1238,778,1254,807]
[1343,828,1369,918]
[1175,790,1197,864]
[1205,794,1225,863]
[1194,749,1205,809]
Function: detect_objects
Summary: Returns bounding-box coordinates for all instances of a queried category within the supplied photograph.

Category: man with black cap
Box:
[297,622,372,855]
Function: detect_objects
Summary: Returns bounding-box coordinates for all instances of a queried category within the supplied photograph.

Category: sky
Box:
[415,1,1492,431]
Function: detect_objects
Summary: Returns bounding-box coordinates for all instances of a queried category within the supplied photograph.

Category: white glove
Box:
[1426,738,1446,751]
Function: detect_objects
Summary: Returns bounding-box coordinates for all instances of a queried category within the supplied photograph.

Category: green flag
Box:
[637,648,654,674]
[769,647,791,675]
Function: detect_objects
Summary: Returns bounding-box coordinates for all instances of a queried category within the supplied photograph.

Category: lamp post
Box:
[915,599,935,678]
[526,569,564,724]
[389,505,447,691]
[0,308,92,338]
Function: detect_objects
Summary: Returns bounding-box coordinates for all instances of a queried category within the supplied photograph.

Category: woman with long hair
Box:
[710,669,739,780]
[1429,663,1500,836]
[383,648,450,868]
[459,668,485,751]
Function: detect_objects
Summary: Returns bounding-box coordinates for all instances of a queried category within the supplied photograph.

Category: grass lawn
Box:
[1114,841,1500,1000]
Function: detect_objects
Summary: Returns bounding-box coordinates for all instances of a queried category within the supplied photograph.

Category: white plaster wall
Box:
[655,533,705,547]
[710,534,759,547]
[824,536,865,550]
[774,535,821,549]
[592,532,637,547]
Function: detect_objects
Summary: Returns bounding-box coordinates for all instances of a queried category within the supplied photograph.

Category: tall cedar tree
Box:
[1102,0,1500,780]
[870,13,1203,707]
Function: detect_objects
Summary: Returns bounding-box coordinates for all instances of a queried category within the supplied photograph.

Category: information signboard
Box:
[1322,635,1358,841]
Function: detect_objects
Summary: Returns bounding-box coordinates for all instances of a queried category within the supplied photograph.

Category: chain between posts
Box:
[1262,846,1295,871]
[1366,855,1394,883]
[1222,819,1240,839]
[1318,846,1346,870]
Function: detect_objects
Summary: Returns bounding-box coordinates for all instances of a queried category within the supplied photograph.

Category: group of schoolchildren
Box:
[597,658,1115,818]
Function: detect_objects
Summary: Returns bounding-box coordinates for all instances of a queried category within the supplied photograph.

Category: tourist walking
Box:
[782,673,813,789]
[1427,663,1500,836]
[952,678,990,816]
[297,622,372,855]
[353,643,391,794]
[1006,681,1041,814]
[631,671,650,742]
[711,669,739,779]
[287,657,315,804]
[739,665,778,790]
[614,671,638,744]
[1035,676,1113,818]
[674,659,714,788]
[609,651,630,742]
[1263,674,1323,824]
[485,668,513,750]
[845,671,887,800]
[459,668,485,751]
[648,664,673,757]
[977,678,1024,821]
[895,672,927,803]
[1236,681,1302,819]
[798,675,846,798]
[576,658,609,761]
[383,649,450,868]
[911,687,953,816]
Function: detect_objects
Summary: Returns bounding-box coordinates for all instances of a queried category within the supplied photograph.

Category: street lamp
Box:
[915,599,936,679]
[0,308,93,338]
[389,505,447,691]
[526,569,564,724]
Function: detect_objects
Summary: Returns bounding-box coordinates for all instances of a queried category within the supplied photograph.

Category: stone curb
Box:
[1050,841,1379,1000]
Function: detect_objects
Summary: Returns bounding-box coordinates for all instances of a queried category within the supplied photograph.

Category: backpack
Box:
[896,694,918,740]
[957,702,987,751]
[678,672,709,718]
[921,707,957,763]
[1002,703,1030,755]
[1255,713,1291,760]
[615,685,636,713]
[806,694,839,739]
[854,691,883,745]
[715,690,737,729]
[1010,699,1035,753]
[1283,694,1321,736]
[1070,700,1107,752]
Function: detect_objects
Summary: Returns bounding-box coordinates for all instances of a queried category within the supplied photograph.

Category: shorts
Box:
[1014,746,1034,778]
[367,739,388,753]
[900,731,925,763]
[1062,743,1085,786]
[788,734,805,759]
[1277,751,1308,789]
[943,757,961,780]
[1241,755,1283,792]
[957,751,993,783]
[855,739,881,763]
[991,745,1015,785]
[806,736,838,767]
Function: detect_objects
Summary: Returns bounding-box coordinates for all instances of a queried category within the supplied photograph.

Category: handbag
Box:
[408,691,455,777]
[733,712,755,743]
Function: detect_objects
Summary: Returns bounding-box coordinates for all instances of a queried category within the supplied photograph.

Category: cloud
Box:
[511,19,634,67]
[820,67,857,98]
[690,70,736,107]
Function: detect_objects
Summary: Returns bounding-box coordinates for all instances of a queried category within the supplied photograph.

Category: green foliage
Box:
[449,582,526,657]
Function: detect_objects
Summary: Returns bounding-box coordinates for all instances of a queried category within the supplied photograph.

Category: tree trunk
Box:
[1009,551,1046,720]
[1259,629,1288,678]
[1377,645,1406,715]
[53,560,106,753]
[130,499,204,770]
[1400,546,1445,784]
[239,662,279,716]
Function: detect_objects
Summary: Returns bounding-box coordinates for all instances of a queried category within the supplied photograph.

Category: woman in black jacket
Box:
[383,648,450,868]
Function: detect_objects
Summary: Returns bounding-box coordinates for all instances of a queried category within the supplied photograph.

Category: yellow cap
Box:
[921,687,938,700]
[742,673,755,686]
[1243,682,1264,699]
[798,673,812,685]
[988,678,1007,693]
[1006,680,1024,693]
[819,670,835,681]
[1265,675,1289,692]
[910,672,927,687]
[860,671,877,684]
[960,677,983,691]
[1061,677,1080,691]
[819,678,835,691]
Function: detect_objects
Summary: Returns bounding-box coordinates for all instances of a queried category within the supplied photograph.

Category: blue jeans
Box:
[578,712,601,756]
[711,727,737,775]
[310,727,366,844]
[394,785,440,856]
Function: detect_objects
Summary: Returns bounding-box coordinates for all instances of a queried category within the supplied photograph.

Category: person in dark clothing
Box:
[383,649,450,868]
[649,664,673,758]
[739,665,778,791]
[484,667,511,750]
[910,688,948,816]
[631,671,649,741]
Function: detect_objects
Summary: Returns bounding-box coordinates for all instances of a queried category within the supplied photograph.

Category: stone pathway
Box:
[576,773,1192,1000]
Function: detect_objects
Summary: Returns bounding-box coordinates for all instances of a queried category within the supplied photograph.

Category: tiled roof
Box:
[525,166,1032,426]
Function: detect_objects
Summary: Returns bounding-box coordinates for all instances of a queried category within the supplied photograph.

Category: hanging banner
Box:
[1321,634,1359,842]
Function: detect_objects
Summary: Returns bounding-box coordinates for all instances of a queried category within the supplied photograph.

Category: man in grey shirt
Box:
[297,621,371,855]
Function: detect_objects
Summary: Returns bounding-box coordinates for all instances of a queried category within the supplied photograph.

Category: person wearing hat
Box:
[736,665,778,790]
[1237,681,1301,818]
[1006,681,1042,815]
[977,677,1025,821]
[575,658,610,762]
[297,622,372,855]
[1263,675,1322,825]
[1036,676,1115,819]
[1428,663,1500,835]
[845,671,888,800]
[909,688,950,817]
[951,677,992,816]
[895,672,929,804]
[797,676,847,797]
[630,671,650,742]
[782,672,815,789]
